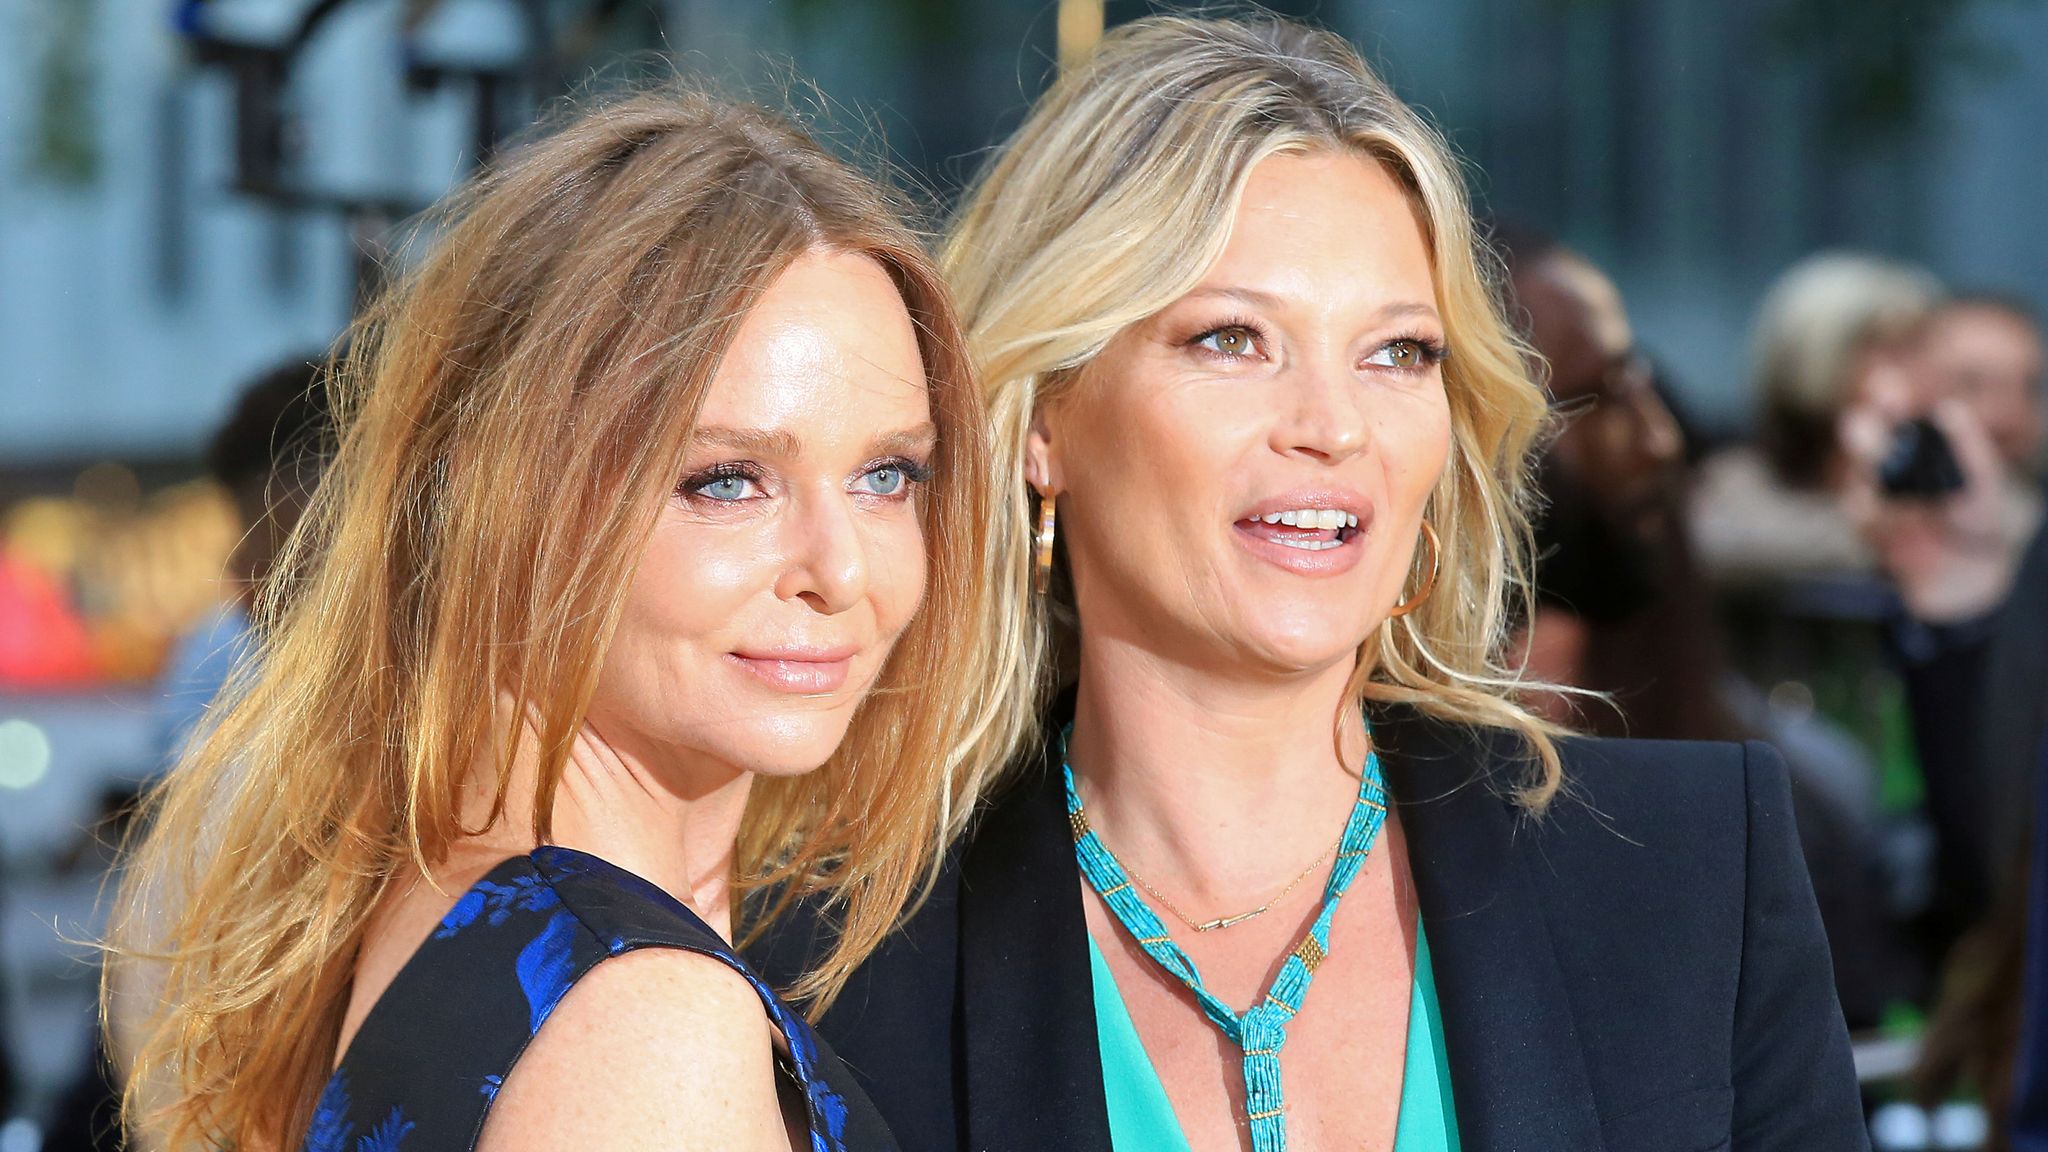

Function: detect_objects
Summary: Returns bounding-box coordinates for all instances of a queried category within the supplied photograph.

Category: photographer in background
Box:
[1693,252,1945,585]
[1919,295,2045,481]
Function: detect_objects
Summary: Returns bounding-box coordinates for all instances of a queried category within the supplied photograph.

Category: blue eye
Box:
[860,466,906,496]
[854,458,931,498]
[690,473,758,502]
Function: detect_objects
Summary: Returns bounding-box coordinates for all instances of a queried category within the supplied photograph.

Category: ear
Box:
[1023,402,1061,498]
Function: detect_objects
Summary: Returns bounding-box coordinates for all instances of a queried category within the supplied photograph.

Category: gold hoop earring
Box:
[1389,521,1440,618]
[1034,495,1058,596]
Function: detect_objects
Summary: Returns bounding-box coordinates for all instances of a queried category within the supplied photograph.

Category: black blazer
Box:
[756,704,1869,1152]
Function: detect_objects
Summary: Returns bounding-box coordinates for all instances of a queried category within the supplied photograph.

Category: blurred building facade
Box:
[2,0,2043,462]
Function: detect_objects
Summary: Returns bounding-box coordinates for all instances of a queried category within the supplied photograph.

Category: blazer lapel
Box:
[957,734,1115,1152]
[1377,710,1608,1152]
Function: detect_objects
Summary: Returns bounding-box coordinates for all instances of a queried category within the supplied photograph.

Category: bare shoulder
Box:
[476,945,792,1152]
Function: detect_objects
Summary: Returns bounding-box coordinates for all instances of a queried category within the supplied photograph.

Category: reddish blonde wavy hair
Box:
[107,87,1020,1151]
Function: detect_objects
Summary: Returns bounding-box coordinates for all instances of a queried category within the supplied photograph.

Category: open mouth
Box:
[1234,507,1363,552]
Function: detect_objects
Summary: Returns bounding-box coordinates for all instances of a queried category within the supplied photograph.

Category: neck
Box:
[456,716,753,942]
[1065,636,1369,909]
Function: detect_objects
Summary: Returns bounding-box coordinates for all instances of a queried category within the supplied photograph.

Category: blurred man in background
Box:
[155,356,331,764]
[1501,228,1924,1029]
[1919,296,2045,480]
[1498,230,1684,711]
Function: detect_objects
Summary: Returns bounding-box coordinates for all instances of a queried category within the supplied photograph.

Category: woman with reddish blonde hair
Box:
[108,88,1023,1152]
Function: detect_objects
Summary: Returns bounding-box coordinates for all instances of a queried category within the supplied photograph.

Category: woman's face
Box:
[588,249,935,782]
[1033,150,1452,677]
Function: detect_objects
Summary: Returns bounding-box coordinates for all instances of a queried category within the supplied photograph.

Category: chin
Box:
[1236,619,1372,675]
[1220,592,1367,662]
[716,709,859,780]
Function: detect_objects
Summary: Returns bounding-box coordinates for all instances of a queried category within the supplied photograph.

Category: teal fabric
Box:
[1393,924,1461,1152]
[1090,935,1194,1152]
[1088,923,1462,1152]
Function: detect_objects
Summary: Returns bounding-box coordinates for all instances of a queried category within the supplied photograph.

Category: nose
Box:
[1272,357,1371,464]
[1632,387,1685,469]
[773,491,868,614]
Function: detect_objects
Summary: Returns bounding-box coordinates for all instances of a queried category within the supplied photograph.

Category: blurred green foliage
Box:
[1767,0,2038,138]
[29,0,99,187]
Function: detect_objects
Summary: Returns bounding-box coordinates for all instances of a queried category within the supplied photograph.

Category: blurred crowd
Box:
[1501,236,2045,1148]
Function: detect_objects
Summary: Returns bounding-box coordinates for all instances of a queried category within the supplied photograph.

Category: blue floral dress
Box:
[303,846,896,1152]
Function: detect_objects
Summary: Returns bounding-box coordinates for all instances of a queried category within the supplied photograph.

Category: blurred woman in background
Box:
[761,15,1866,1152]
[106,89,1019,1152]
[1691,252,1945,584]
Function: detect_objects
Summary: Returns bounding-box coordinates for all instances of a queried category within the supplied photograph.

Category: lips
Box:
[1233,490,1374,573]
[726,645,860,694]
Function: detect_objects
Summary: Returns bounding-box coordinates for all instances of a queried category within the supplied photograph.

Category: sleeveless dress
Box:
[303,846,899,1152]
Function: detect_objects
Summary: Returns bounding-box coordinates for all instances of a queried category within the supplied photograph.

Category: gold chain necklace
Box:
[1105,835,1336,933]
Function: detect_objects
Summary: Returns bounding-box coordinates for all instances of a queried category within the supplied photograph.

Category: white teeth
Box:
[1252,508,1357,531]
[1275,537,1344,551]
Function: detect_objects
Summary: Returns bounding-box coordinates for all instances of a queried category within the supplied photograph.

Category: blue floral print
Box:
[304,1074,412,1152]
[514,909,581,1033]
[304,1075,354,1152]
[435,870,561,939]
[305,848,881,1151]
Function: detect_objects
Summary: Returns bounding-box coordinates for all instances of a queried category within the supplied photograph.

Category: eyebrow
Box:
[691,426,801,457]
[1181,287,1442,327]
[689,421,939,459]
[871,422,940,457]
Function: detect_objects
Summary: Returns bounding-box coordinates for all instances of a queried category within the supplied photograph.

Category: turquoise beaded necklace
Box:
[1061,722,1389,1152]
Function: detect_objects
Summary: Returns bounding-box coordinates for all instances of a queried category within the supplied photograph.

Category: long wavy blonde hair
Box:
[107,88,1023,1151]
[945,14,1563,801]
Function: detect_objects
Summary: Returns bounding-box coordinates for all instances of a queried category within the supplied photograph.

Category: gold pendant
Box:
[1194,908,1267,932]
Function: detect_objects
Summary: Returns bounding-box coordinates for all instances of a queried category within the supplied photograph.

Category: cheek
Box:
[1060,384,1259,515]
[605,522,771,690]
[866,511,929,637]
[1384,387,1455,506]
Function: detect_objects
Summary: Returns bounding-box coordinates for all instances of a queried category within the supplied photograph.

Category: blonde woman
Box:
[758,16,1865,1152]
[107,90,1020,1152]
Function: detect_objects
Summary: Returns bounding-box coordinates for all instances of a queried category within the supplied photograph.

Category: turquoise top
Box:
[1087,922,1461,1152]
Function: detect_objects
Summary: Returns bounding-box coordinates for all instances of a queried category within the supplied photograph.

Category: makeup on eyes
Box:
[674,455,935,506]
[1372,332,1450,368]
[859,455,935,486]
[850,455,935,500]
[678,461,766,504]
[1179,315,1269,360]
[1176,316,1450,371]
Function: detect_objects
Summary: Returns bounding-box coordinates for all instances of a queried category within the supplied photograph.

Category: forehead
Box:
[1200,149,1436,309]
[1525,254,1632,359]
[699,249,930,433]
[1931,303,2043,351]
